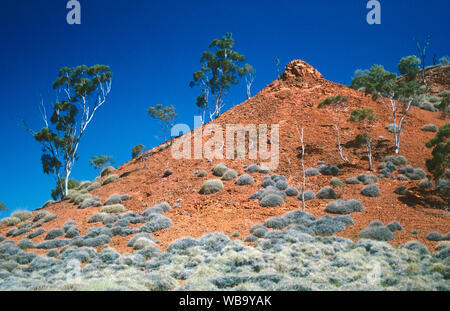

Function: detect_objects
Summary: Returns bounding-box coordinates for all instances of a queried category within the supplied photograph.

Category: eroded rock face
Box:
[279,60,325,86]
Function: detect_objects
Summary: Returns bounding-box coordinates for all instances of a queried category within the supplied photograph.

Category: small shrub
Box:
[45,229,64,240]
[361,184,380,197]
[318,165,339,176]
[384,155,407,165]
[221,169,238,181]
[101,166,115,177]
[102,174,119,185]
[359,225,394,241]
[259,194,284,207]
[199,179,224,195]
[421,124,438,132]
[316,186,338,199]
[418,179,433,189]
[261,177,276,188]
[86,181,101,192]
[329,178,343,188]
[385,124,402,134]
[325,200,364,215]
[426,232,444,241]
[235,174,255,186]
[275,180,288,190]
[264,217,287,229]
[386,221,403,232]
[357,174,378,185]
[346,177,360,185]
[244,164,261,173]
[5,217,21,226]
[298,190,315,201]
[285,187,299,196]
[197,170,207,177]
[104,194,123,206]
[100,204,126,214]
[212,163,228,177]
[305,168,320,176]
[11,211,33,222]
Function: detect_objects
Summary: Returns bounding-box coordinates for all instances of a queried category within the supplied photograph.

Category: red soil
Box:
[2,60,449,253]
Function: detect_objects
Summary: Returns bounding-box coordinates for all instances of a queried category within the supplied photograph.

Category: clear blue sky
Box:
[0,0,448,217]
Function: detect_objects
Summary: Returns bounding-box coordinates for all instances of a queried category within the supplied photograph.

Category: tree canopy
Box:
[398,55,421,81]
[29,64,112,199]
[148,104,176,143]
[190,33,253,121]
[131,144,146,159]
[426,123,450,179]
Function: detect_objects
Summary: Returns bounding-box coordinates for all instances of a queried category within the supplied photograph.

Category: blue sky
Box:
[0,0,448,217]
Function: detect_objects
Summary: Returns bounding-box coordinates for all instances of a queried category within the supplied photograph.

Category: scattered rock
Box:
[163,169,173,177]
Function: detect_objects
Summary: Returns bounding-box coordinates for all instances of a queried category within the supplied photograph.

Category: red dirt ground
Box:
[2,60,449,254]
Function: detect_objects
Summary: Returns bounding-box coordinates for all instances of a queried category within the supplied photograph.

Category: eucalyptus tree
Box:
[27,65,112,199]
[190,33,253,123]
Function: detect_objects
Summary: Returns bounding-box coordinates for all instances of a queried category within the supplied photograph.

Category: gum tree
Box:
[318,95,349,162]
[147,104,176,143]
[190,33,253,123]
[131,144,146,159]
[26,65,113,199]
[348,108,377,171]
[363,67,423,154]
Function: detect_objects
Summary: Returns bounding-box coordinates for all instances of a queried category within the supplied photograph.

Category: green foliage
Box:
[354,133,370,147]
[318,95,348,108]
[89,155,115,172]
[350,65,396,92]
[348,108,376,122]
[360,65,423,103]
[30,64,112,199]
[0,201,8,212]
[425,123,450,179]
[131,144,146,159]
[190,33,253,119]
[148,104,176,142]
[329,178,343,188]
[440,56,450,66]
[436,94,450,114]
[51,178,80,201]
[398,55,421,81]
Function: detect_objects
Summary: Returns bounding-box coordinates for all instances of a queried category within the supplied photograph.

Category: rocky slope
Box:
[0,60,449,290]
